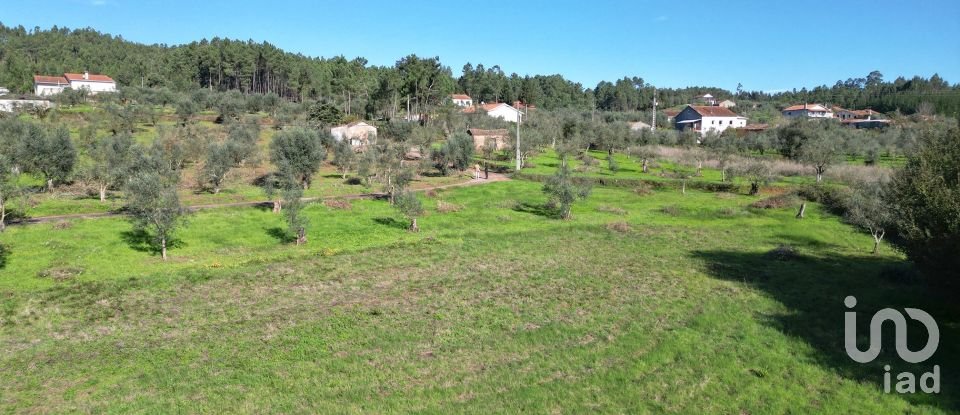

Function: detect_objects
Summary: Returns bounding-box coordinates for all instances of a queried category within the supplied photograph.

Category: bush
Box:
[796,185,851,215]
[606,221,632,233]
[323,199,352,210]
[766,244,800,261]
[886,124,960,291]
[436,200,463,213]
[750,194,799,209]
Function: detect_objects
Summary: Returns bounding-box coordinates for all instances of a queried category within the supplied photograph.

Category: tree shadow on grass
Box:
[120,229,184,256]
[0,242,8,269]
[373,217,407,230]
[691,249,959,411]
[512,202,559,219]
[266,227,295,243]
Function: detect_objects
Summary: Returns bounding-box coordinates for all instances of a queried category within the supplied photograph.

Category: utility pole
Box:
[515,108,522,172]
[651,87,657,132]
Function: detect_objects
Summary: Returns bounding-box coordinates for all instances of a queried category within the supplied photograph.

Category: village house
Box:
[451,94,473,107]
[693,94,717,106]
[467,128,510,151]
[464,102,524,123]
[629,121,651,132]
[782,103,833,119]
[834,107,883,121]
[33,72,117,96]
[718,99,736,108]
[330,121,378,147]
[674,105,747,135]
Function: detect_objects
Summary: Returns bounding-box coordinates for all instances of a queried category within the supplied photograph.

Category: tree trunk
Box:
[47,179,54,192]
[161,237,168,261]
[872,230,885,255]
[681,179,686,195]
[273,199,282,213]
[721,168,726,182]
[99,184,107,202]
[816,167,824,184]
[0,202,5,232]
[409,217,419,232]
[213,185,220,194]
[796,203,806,219]
[296,227,307,245]
[749,182,759,196]
[642,159,648,173]
[696,161,702,177]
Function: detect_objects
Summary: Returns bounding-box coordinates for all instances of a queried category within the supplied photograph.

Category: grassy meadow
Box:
[1,179,956,413]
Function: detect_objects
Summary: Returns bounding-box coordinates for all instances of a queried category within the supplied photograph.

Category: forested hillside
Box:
[1,23,958,116]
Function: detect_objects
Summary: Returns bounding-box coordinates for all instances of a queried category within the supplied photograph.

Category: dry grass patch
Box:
[324,199,352,210]
[436,200,463,213]
[606,221,632,233]
[596,205,627,215]
[750,194,799,209]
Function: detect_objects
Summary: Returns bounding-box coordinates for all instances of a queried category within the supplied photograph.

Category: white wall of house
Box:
[700,116,747,134]
[0,99,52,112]
[452,97,473,107]
[486,104,521,123]
[331,122,378,147]
[69,80,116,94]
[35,84,66,96]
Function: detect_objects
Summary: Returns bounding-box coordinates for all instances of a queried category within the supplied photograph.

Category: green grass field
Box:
[1,179,956,413]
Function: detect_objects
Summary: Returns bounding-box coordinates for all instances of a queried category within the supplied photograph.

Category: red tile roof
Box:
[64,73,115,83]
[783,103,828,112]
[451,94,471,100]
[688,105,741,117]
[33,75,68,85]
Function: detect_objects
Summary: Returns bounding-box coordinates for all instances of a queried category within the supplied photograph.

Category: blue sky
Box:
[2,0,958,92]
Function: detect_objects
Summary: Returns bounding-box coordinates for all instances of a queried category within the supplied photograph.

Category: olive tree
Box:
[202,142,234,194]
[269,128,327,189]
[87,132,134,202]
[734,159,777,195]
[394,190,423,232]
[124,149,184,261]
[0,154,26,232]
[845,180,892,255]
[886,124,960,289]
[20,125,76,191]
[543,155,591,219]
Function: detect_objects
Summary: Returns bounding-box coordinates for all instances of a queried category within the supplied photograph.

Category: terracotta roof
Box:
[663,109,681,117]
[451,94,472,100]
[33,75,68,85]
[738,124,769,131]
[688,105,741,117]
[64,73,115,83]
[467,128,509,136]
[783,103,829,112]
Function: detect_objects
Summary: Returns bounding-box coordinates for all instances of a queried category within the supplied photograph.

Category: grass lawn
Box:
[1,180,956,413]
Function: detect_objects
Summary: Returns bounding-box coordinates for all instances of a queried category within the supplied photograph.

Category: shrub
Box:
[606,221,632,233]
[750,194,799,209]
[633,183,655,196]
[323,199,352,210]
[436,200,463,213]
[766,244,800,261]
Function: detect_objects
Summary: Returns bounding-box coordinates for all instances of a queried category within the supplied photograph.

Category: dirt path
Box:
[10,173,510,226]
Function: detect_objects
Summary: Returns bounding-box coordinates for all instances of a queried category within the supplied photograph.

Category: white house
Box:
[330,121,378,147]
[451,94,473,107]
[782,103,833,119]
[693,94,717,106]
[33,72,116,96]
[674,105,747,135]
[0,87,8,97]
[33,76,70,96]
[718,99,736,108]
[479,102,522,123]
